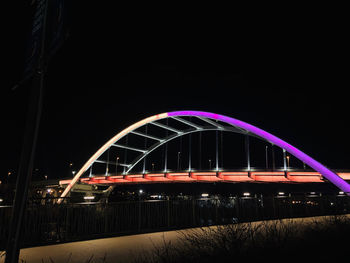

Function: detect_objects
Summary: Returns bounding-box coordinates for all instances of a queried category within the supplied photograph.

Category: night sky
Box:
[3,3,350,182]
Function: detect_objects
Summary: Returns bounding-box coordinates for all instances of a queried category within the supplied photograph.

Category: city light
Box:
[243,192,250,197]
[139,189,143,194]
[84,196,95,200]
[0,198,3,203]
[278,192,285,196]
[201,193,209,197]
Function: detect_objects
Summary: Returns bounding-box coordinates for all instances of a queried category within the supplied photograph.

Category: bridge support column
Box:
[265,146,269,169]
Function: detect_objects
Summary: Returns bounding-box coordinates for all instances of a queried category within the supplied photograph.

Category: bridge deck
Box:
[59,171,350,186]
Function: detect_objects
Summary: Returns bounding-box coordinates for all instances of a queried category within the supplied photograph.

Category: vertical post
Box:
[188,133,192,171]
[215,130,219,171]
[283,149,287,171]
[116,157,119,175]
[164,143,168,172]
[177,152,181,170]
[245,134,250,171]
[105,149,110,176]
[167,197,170,227]
[265,146,269,169]
[164,119,168,172]
[272,196,276,218]
[199,131,202,170]
[89,164,93,177]
[6,1,48,262]
[142,125,148,174]
[138,197,142,231]
[179,136,182,170]
[192,198,196,226]
[271,144,276,171]
[123,135,128,174]
[220,131,224,169]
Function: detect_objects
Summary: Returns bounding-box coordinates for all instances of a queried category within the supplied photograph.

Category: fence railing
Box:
[1,195,350,250]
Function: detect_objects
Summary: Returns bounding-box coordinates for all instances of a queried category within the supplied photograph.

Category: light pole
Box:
[209,159,212,170]
[286,155,290,170]
[177,152,181,170]
[152,163,155,171]
[265,146,268,169]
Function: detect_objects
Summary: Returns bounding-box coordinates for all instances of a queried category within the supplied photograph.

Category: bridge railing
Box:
[1,195,350,250]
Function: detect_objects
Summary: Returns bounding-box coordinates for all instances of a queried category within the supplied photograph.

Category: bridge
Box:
[59,171,350,185]
[58,110,350,203]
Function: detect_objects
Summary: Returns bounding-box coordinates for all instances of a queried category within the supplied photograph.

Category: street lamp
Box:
[152,163,155,171]
[177,152,181,170]
[209,159,212,170]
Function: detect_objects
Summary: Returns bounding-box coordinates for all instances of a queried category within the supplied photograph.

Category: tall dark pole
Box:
[5,2,48,262]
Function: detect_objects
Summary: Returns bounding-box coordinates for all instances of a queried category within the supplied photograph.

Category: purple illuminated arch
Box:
[58,110,350,203]
[168,111,350,194]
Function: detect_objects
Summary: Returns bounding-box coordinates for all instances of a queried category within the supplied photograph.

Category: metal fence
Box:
[1,195,350,250]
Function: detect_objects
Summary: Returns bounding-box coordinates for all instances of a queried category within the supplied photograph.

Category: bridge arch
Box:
[58,110,350,203]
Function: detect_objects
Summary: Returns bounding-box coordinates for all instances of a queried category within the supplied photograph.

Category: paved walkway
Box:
[1,215,349,263]
[2,230,183,263]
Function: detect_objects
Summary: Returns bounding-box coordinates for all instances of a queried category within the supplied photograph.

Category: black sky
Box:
[3,3,350,181]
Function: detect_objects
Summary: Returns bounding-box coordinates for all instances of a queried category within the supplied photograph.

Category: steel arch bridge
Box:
[58,111,350,203]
